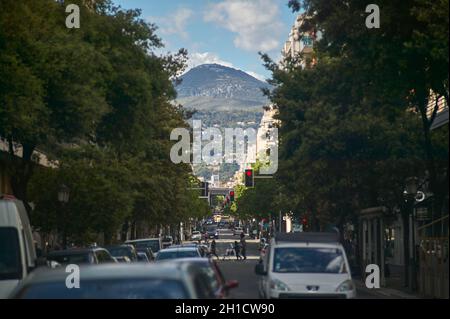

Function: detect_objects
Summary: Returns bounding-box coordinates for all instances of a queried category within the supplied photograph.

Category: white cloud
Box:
[245,71,266,82]
[150,7,193,40]
[204,0,284,52]
[187,52,235,71]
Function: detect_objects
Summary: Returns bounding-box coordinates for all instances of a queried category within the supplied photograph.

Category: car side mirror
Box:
[225,280,239,290]
[255,262,267,276]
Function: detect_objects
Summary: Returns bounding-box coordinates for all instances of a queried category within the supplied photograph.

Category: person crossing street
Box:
[210,239,219,259]
[234,240,242,260]
[240,232,247,260]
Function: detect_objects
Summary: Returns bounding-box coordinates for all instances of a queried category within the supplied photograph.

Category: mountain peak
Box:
[176,63,271,110]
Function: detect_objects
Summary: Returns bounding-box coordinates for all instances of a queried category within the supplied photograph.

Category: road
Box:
[215,228,260,299]
[211,228,400,299]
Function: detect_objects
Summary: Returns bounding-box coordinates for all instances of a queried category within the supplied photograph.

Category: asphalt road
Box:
[214,228,261,299]
[211,228,394,299]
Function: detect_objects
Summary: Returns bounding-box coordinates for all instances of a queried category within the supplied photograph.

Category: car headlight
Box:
[336,280,354,292]
[270,279,290,291]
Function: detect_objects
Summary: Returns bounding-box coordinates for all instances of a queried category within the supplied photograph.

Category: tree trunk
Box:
[8,142,36,216]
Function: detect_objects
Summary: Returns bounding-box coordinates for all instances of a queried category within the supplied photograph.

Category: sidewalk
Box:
[354,279,421,299]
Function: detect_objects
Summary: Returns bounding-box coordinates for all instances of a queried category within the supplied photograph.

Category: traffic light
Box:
[244,169,254,188]
[302,217,308,228]
[229,190,235,202]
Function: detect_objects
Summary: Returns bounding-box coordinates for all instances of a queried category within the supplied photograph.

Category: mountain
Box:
[175,64,271,111]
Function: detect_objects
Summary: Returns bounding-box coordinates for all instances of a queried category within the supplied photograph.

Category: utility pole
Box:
[279,210,282,233]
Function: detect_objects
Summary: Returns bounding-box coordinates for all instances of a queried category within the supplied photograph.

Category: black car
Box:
[106,244,138,262]
[206,226,219,239]
[46,247,117,265]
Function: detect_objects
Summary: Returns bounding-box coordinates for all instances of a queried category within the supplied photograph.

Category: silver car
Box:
[10,263,217,299]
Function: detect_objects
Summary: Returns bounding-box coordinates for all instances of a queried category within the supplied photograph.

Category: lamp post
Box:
[404,177,418,291]
[58,184,70,249]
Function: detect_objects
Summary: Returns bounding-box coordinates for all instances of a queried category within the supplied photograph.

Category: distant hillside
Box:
[175,64,271,111]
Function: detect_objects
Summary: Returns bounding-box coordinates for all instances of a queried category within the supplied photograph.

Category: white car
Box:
[255,232,356,299]
[0,197,37,299]
[191,231,202,241]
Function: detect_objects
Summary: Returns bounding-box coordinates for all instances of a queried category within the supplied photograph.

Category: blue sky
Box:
[114,0,297,81]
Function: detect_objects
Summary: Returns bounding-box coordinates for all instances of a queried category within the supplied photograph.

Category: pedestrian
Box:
[240,235,247,260]
[210,240,219,259]
[234,241,242,260]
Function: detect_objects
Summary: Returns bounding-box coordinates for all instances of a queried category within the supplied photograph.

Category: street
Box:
[215,229,260,299]
[0,0,447,301]
[212,229,415,299]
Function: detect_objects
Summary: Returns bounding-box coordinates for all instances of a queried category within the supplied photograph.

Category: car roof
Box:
[159,246,199,252]
[47,248,105,256]
[22,264,185,284]
[160,257,211,266]
[170,243,197,248]
[125,238,160,243]
[274,232,340,244]
[271,242,344,249]
[106,244,133,249]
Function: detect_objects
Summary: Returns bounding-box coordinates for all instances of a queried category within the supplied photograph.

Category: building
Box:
[281,14,317,69]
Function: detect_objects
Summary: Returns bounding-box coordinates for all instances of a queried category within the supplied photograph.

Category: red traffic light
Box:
[244,169,254,187]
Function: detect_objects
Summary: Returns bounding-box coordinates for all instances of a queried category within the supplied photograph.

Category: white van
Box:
[0,196,37,298]
[255,232,356,299]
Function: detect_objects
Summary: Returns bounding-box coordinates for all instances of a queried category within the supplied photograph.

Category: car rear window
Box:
[134,240,161,253]
[17,279,188,299]
[0,227,22,280]
[47,253,92,265]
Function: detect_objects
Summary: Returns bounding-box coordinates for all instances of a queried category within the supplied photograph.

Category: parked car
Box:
[10,263,218,299]
[136,247,155,262]
[125,238,162,258]
[136,252,150,263]
[106,244,138,262]
[255,232,356,299]
[191,231,202,241]
[0,197,37,299]
[165,258,239,298]
[162,236,174,248]
[46,247,117,266]
[114,256,131,263]
[155,246,202,261]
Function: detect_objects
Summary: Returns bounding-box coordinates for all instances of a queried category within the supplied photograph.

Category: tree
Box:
[286,0,449,214]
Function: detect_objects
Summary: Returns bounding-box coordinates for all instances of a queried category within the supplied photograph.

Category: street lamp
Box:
[58,184,70,249]
[403,177,419,291]
[405,177,419,197]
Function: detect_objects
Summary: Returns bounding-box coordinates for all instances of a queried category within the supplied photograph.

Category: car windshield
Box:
[134,240,160,253]
[17,279,188,299]
[48,253,92,265]
[0,227,22,280]
[273,247,346,274]
[156,250,199,260]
